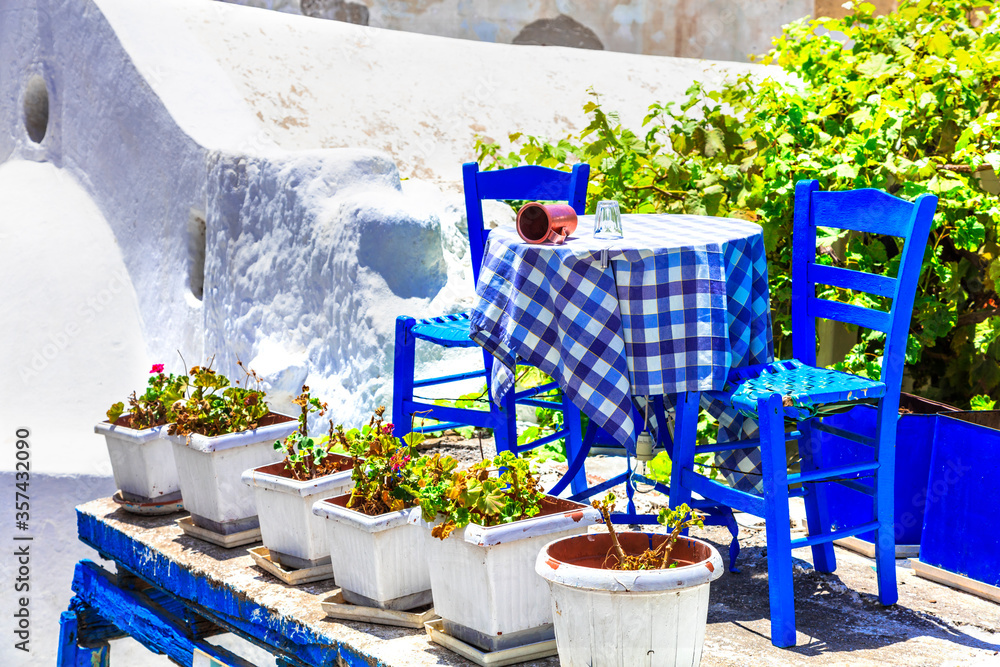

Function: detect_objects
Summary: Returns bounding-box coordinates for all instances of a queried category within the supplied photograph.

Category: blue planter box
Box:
[920,411,1000,588]
[817,394,957,546]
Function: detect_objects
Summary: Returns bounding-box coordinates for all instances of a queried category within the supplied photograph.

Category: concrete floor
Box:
[427,435,1000,666]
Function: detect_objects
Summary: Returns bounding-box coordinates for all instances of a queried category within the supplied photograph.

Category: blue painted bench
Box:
[61,498,558,667]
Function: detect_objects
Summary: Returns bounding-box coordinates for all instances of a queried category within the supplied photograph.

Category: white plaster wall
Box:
[203,148,475,422]
[180,2,766,187]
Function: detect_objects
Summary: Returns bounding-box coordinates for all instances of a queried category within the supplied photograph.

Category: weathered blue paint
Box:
[72,508,395,667]
[393,161,590,492]
[58,601,112,667]
[922,413,1000,588]
[67,560,257,667]
[670,181,937,647]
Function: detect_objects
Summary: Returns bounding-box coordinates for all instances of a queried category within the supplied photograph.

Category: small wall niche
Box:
[23,74,49,144]
[188,210,207,301]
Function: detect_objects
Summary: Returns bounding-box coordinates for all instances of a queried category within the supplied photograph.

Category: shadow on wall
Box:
[354,201,447,299]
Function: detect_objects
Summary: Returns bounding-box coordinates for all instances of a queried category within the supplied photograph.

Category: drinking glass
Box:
[593,200,623,240]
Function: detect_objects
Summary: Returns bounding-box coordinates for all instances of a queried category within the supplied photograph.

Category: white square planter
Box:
[411,496,600,652]
[95,420,180,503]
[242,457,353,569]
[169,414,296,534]
[313,494,431,610]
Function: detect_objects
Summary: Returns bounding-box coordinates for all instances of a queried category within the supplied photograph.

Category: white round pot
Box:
[410,496,601,652]
[536,532,724,667]
[313,494,431,610]
[95,419,180,503]
[168,414,296,534]
[242,457,353,568]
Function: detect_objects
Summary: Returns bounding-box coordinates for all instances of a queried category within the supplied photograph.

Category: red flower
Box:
[149,364,165,374]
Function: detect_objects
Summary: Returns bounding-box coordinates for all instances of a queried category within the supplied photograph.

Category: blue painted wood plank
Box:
[58,605,111,667]
[811,188,914,237]
[807,296,893,332]
[789,521,881,549]
[807,264,897,298]
[75,508,390,667]
[811,419,875,446]
[787,461,879,485]
[71,561,254,667]
[679,468,766,517]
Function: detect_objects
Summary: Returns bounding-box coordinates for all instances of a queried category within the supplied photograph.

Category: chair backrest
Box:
[791,180,937,402]
[462,162,590,285]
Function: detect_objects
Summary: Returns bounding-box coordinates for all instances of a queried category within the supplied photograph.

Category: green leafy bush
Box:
[106,363,185,429]
[273,386,351,481]
[169,363,271,437]
[476,0,1000,407]
[415,450,546,539]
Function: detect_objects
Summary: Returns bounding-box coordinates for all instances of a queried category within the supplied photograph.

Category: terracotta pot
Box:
[516,202,578,245]
[536,532,723,667]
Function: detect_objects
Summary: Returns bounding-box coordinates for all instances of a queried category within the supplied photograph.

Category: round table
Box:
[470,213,774,449]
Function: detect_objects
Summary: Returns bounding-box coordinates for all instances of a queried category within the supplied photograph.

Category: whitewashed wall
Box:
[0,0,775,663]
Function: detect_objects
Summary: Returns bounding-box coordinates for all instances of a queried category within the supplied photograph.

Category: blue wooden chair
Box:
[392,162,590,492]
[668,180,937,647]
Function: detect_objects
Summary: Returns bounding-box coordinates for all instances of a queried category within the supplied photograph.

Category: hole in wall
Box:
[188,210,206,301]
[23,75,49,144]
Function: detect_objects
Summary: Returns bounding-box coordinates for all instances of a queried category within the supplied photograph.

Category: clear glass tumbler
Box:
[593,200,623,240]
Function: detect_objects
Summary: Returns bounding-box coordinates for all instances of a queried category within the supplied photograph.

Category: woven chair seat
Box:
[410,311,478,348]
[713,359,886,420]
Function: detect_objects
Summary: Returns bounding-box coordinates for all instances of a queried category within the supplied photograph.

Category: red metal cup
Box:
[515,202,578,245]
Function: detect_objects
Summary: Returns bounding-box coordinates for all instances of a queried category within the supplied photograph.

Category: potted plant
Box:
[96,364,186,506]
[312,409,434,610]
[168,361,296,536]
[242,387,352,570]
[535,494,723,667]
[410,451,600,652]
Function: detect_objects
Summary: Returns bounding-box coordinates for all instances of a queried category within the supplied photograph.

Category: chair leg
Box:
[668,391,699,510]
[759,393,797,648]
[873,398,899,606]
[799,420,836,573]
[392,317,416,438]
[561,397,587,495]
[489,351,518,454]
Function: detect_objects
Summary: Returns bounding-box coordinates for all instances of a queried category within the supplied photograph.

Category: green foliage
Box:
[169,362,271,437]
[475,0,1000,405]
[646,409,724,483]
[106,364,186,429]
[110,360,274,436]
[343,406,424,515]
[971,393,998,410]
[415,450,546,539]
[591,492,704,569]
[272,386,347,481]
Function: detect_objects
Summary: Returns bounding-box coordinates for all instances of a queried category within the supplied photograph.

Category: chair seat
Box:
[410,312,478,348]
[711,359,886,419]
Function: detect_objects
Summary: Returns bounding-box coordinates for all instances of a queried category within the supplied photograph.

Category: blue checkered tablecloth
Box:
[470,214,774,469]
